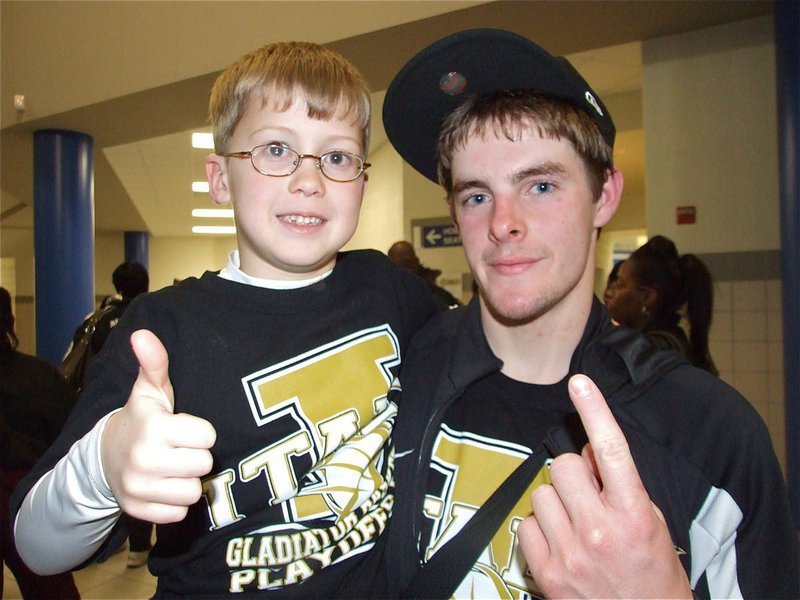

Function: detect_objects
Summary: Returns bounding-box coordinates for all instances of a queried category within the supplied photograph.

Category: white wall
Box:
[95,232,236,294]
[643,16,786,472]
[148,235,235,290]
[643,16,778,253]
[400,156,472,301]
[344,140,404,253]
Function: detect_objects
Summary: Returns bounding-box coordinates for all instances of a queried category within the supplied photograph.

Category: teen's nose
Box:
[488,195,525,242]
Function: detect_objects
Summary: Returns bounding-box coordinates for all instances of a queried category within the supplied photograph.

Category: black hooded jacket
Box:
[384,297,799,598]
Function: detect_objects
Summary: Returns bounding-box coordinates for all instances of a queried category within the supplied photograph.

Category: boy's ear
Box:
[205,154,231,205]
[593,168,623,228]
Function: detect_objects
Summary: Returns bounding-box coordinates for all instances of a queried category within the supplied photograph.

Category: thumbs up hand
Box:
[101,329,217,524]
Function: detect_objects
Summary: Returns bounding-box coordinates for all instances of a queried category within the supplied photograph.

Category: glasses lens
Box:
[319,151,363,182]
[251,144,299,176]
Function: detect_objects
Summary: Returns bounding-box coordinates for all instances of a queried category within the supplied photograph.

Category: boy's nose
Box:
[289,157,325,195]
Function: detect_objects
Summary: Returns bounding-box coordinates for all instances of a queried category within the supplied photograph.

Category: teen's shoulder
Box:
[338,248,391,268]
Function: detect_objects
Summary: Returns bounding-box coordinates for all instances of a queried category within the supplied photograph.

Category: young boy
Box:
[12,41,435,597]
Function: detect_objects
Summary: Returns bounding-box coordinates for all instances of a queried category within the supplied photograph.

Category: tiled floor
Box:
[3,547,157,599]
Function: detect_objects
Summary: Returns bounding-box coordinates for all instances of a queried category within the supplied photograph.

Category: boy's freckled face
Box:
[221,99,366,280]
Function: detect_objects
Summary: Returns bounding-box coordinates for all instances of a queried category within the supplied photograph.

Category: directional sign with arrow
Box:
[421,224,461,248]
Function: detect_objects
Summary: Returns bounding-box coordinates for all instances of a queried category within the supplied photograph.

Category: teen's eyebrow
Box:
[451,178,488,196]
[510,161,568,185]
[452,161,568,195]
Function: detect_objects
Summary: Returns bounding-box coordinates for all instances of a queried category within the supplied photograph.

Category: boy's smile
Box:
[206,98,367,280]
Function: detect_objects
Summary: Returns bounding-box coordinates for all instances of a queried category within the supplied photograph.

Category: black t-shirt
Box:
[420,372,574,598]
[12,250,435,598]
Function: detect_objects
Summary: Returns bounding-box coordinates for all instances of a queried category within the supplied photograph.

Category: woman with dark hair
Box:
[602,260,623,306]
[0,287,80,598]
[606,236,719,375]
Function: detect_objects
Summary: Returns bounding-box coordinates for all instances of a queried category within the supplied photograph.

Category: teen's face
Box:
[606,259,647,330]
[450,126,619,325]
[206,98,366,280]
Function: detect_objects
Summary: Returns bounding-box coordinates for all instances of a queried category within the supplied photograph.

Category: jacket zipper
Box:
[412,391,460,565]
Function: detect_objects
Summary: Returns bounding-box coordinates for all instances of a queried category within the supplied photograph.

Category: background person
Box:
[602,259,622,306]
[388,240,461,311]
[73,262,150,357]
[606,235,718,375]
[0,287,80,599]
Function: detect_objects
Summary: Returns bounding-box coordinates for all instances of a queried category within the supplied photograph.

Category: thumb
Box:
[130,329,174,412]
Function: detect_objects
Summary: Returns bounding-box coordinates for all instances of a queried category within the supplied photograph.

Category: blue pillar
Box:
[775,0,800,529]
[33,130,94,366]
[125,231,150,269]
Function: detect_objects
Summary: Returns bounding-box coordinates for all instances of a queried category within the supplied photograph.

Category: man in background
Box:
[388,240,461,312]
[1,287,80,598]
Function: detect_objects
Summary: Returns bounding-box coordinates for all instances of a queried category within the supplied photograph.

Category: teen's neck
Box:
[481,293,593,386]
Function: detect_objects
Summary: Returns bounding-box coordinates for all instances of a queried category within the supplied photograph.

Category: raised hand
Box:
[517,374,692,598]
[101,329,217,524]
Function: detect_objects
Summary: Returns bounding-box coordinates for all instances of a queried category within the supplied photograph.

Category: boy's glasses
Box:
[223,144,370,182]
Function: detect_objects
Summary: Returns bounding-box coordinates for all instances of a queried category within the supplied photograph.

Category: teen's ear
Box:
[205,154,231,205]
[593,168,623,228]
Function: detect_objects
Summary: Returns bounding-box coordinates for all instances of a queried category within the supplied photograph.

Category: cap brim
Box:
[383,28,614,183]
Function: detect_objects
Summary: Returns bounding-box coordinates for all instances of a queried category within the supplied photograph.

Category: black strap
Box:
[401,446,549,599]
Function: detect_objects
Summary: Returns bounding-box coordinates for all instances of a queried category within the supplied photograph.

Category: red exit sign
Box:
[677,205,696,225]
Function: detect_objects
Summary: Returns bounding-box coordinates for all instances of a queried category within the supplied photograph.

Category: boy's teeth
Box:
[282,215,322,225]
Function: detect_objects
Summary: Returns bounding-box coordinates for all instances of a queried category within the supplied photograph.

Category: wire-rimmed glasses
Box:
[223,143,370,182]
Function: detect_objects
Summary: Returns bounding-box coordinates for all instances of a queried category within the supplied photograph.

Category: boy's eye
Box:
[322,151,354,169]
[265,144,291,159]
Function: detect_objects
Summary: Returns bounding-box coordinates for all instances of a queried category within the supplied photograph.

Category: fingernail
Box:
[569,375,591,397]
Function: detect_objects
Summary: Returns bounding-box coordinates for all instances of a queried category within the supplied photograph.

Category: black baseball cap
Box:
[383,28,616,183]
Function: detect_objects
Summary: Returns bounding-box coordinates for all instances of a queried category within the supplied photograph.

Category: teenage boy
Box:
[12,41,435,597]
[381,29,799,598]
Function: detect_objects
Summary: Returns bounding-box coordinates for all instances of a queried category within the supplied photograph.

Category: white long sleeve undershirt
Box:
[14,412,121,575]
[13,251,333,574]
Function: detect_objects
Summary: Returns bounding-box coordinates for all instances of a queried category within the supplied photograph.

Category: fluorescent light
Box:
[192,181,209,193]
[192,225,236,235]
[192,208,234,218]
[192,132,214,149]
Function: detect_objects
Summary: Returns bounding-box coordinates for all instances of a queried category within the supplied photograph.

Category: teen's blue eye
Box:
[531,181,554,194]
[463,193,491,206]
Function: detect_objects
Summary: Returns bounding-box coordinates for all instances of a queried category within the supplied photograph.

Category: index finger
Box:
[568,374,647,508]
